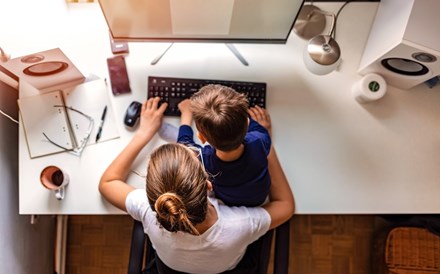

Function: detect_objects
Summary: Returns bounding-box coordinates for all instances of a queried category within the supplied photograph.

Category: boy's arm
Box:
[248,106,272,154]
[177,125,197,146]
[178,99,192,126]
[248,118,268,132]
[248,105,272,136]
[177,99,198,146]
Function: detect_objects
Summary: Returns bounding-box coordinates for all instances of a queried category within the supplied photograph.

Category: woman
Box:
[99,97,294,273]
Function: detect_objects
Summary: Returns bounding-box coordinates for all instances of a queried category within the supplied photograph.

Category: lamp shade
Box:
[303,35,341,75]
[293,5,326,40]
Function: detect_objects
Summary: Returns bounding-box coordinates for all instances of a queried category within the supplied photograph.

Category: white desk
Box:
[4,1,440,214]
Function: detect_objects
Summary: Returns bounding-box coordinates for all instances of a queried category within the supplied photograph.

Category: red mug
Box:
[40,165,69,200]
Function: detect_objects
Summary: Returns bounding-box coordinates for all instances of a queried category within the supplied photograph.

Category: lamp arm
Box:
[307,9,336,37]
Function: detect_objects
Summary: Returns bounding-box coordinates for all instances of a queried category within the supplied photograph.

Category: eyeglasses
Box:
[186,145,205,168]
[42,105,94,156]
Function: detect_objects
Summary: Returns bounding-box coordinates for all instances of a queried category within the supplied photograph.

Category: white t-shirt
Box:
[126,189,271,274]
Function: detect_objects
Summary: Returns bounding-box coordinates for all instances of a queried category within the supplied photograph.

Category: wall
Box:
[0,81,54,273]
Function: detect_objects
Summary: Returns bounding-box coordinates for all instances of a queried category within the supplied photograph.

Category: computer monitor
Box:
[98,0,305,44]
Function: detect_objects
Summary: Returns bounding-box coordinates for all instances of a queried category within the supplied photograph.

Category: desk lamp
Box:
[294,4,341,75]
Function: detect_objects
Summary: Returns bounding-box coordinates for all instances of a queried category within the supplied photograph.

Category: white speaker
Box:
[358,0,440,90]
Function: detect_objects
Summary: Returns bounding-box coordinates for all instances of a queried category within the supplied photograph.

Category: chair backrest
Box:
[385,227,440,273]
[127,220,290,274]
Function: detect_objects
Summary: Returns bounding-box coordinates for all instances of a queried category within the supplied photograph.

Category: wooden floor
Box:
[66,215,381,274]
[66,215,133,274]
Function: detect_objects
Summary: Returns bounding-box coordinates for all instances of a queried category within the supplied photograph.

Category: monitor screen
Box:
[98,0,305,43]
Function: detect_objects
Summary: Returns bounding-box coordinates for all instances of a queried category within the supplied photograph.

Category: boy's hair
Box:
[190,84,249,151]
[146,143,209,235]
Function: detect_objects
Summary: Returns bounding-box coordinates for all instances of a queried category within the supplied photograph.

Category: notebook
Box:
[18,78,120,158]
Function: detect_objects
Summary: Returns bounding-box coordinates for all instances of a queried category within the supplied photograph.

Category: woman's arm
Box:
[262,146,295,229]
[99,97,167,211]
[248,106,294,229]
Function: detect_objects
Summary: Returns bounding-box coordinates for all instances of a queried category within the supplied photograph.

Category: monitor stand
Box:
[225,44,249,66]
[150,43,249,66]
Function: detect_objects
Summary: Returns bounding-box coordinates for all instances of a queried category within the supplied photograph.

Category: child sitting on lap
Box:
[178,84,271,207]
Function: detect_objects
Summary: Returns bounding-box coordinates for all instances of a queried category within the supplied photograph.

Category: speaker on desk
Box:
[0,48,85,93]
[358,0,440,90]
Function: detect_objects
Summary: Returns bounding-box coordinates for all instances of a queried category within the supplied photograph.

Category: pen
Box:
[95,105,107,142]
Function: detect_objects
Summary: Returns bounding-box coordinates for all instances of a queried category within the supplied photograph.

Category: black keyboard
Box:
[147,76,267,117]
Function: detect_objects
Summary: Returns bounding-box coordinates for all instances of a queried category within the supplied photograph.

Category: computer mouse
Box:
[124,101,142,127]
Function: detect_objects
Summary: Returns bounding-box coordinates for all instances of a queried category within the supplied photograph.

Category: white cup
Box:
[40,166,69,200]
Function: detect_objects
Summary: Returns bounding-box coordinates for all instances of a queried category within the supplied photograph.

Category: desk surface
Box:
[4,1,440,214]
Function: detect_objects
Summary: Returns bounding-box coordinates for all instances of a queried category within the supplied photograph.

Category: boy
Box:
[177,84,271,206]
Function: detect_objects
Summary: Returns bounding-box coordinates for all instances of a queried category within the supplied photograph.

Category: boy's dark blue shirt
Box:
[177,118,271,207]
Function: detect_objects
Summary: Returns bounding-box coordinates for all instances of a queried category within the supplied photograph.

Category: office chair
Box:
[128,220,290,274]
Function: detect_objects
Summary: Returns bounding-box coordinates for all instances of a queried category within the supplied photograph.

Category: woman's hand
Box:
[135,97,168,143]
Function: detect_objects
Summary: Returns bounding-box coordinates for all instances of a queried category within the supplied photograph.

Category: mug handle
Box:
[54,187,65,200]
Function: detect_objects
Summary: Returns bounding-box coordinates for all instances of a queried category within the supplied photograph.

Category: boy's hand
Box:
[178,99,192,126]
[135,97,167,142]
[178,99,191,113]
[248,105,272,136]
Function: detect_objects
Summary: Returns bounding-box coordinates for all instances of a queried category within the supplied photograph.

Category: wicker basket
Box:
[385,227,440,274]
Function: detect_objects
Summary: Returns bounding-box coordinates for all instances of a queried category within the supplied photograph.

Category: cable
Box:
[332,1,354,39]
[0,109,18,124]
